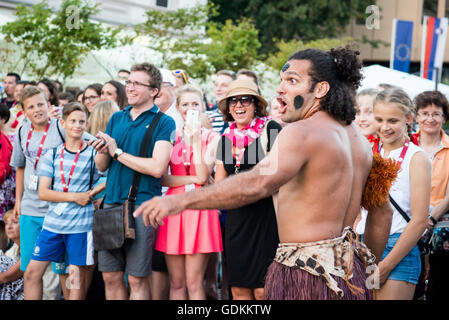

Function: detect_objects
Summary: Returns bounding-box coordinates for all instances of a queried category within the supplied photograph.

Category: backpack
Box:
[18,119,65,146]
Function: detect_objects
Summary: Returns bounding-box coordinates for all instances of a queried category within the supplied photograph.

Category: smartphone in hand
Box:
[186,109,199,126]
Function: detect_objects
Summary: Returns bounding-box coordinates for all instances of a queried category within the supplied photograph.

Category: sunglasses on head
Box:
[172,69,189,84]
[228,96,254,107]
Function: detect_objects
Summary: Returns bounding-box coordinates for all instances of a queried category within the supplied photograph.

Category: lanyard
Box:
[234,147,245,174]
[26,120,51,170]
[375,138,410,168]
[60,143,83,192]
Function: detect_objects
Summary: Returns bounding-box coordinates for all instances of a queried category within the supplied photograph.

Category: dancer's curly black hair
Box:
[288,46,363,125]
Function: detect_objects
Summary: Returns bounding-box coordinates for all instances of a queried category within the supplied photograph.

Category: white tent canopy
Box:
[359,64,449,99]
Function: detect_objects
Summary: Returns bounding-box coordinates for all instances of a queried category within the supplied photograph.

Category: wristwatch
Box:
[113,148,123,160]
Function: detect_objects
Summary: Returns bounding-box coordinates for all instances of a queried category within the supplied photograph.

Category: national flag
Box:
[421,16,449,81]
[390,19,414,72]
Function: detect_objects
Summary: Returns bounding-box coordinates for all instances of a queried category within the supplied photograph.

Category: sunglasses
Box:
[172,69,189,84]
[228,96,254,107]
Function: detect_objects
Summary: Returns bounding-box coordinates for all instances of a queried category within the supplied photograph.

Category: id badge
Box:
[28,174,39,190]
[53,202,68,216]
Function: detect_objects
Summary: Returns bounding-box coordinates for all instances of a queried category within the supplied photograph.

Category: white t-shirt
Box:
[5,243,20,262]
[165,103,184,130]
[357,141,427,235]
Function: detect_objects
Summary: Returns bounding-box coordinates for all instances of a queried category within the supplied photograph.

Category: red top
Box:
[0,132,13,184]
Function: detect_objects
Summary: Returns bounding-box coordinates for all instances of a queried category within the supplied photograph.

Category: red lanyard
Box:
[234,147,245,174]
[374,138,410,168]
[60,143,83,192]
[26,120,51,170]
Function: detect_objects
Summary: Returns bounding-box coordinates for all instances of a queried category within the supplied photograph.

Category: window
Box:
[422,0,438,23]
[423,0,438,16]
[156,0,168,7]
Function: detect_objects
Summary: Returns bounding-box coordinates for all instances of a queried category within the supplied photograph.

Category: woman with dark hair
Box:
[100,80,128,110]
[215,79,282,300]
[37,79,59,107]
[76,90,84,104]
[83,83,102,113]
[411,90,449,301]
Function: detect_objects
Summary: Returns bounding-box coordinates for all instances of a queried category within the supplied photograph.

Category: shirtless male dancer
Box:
[134,47,395,300]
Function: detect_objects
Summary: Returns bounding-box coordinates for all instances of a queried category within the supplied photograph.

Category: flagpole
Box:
[390,18,397,69]
[420,16,428,78]
[435,67,439,90]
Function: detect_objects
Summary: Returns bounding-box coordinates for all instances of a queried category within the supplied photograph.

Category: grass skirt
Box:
[265,254,373,300]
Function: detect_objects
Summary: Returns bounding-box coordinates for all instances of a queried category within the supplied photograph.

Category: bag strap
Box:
[51,147,58,190]
[389,194,410,223]
[89,147,95,190]
[128,111,164,201]
[18,125,23,147]
[56,120,65,143]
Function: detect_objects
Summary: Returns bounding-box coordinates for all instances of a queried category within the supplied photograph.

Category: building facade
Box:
[343,0,449,63]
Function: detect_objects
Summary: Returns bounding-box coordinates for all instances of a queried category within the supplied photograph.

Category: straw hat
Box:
[217,79,267,116]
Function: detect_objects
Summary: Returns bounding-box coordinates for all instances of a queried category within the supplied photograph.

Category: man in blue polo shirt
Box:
[91,63,175,300]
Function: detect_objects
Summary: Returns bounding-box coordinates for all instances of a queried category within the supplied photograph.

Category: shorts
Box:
[32,228,95,266]
[380,233,421,285]
[152,249,167,272]
[98,204,154,277]
[19,215,68,274]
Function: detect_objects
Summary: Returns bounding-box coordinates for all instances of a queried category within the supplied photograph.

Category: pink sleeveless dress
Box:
[155,129,223,255]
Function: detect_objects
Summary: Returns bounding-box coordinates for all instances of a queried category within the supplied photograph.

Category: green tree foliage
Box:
[211,0,373,55]
[266,37,356,71]
[1,0,120,79]
[135,4,261,80]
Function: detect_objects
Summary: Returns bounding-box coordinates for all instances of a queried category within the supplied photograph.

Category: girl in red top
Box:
[155,85,222,300]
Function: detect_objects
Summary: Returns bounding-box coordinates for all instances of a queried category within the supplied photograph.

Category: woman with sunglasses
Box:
[411,91,449,300]
[215,79,282,300]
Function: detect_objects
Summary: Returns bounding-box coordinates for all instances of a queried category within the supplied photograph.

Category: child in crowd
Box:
[355,88,379,139]
[356,88,431,300]
[155,84,222,300]
[86,100,119,207]
[23,102,104,300]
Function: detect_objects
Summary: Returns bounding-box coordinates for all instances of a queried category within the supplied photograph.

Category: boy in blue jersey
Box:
[24,103,105,300]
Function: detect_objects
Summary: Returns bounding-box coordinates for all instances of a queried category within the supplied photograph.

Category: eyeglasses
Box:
[173,69,189,84]
[228,96,254,107]
[161,82,174,88]
[125,80,153,89]
[417,111,444,119]
[83,95,99,101]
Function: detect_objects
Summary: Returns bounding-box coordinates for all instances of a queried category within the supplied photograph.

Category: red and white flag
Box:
[420,16,448,81]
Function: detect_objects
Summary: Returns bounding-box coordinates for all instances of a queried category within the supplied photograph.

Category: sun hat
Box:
[217,79,267,115]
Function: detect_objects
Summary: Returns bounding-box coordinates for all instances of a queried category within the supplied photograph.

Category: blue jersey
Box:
[39,144,101,234]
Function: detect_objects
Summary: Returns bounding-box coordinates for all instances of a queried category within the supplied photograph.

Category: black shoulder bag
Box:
[389,195,432,255]
[92,112,163,251]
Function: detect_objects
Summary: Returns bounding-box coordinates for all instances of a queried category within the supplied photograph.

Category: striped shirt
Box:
[205,104,228,135]
[39,144,101,234]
